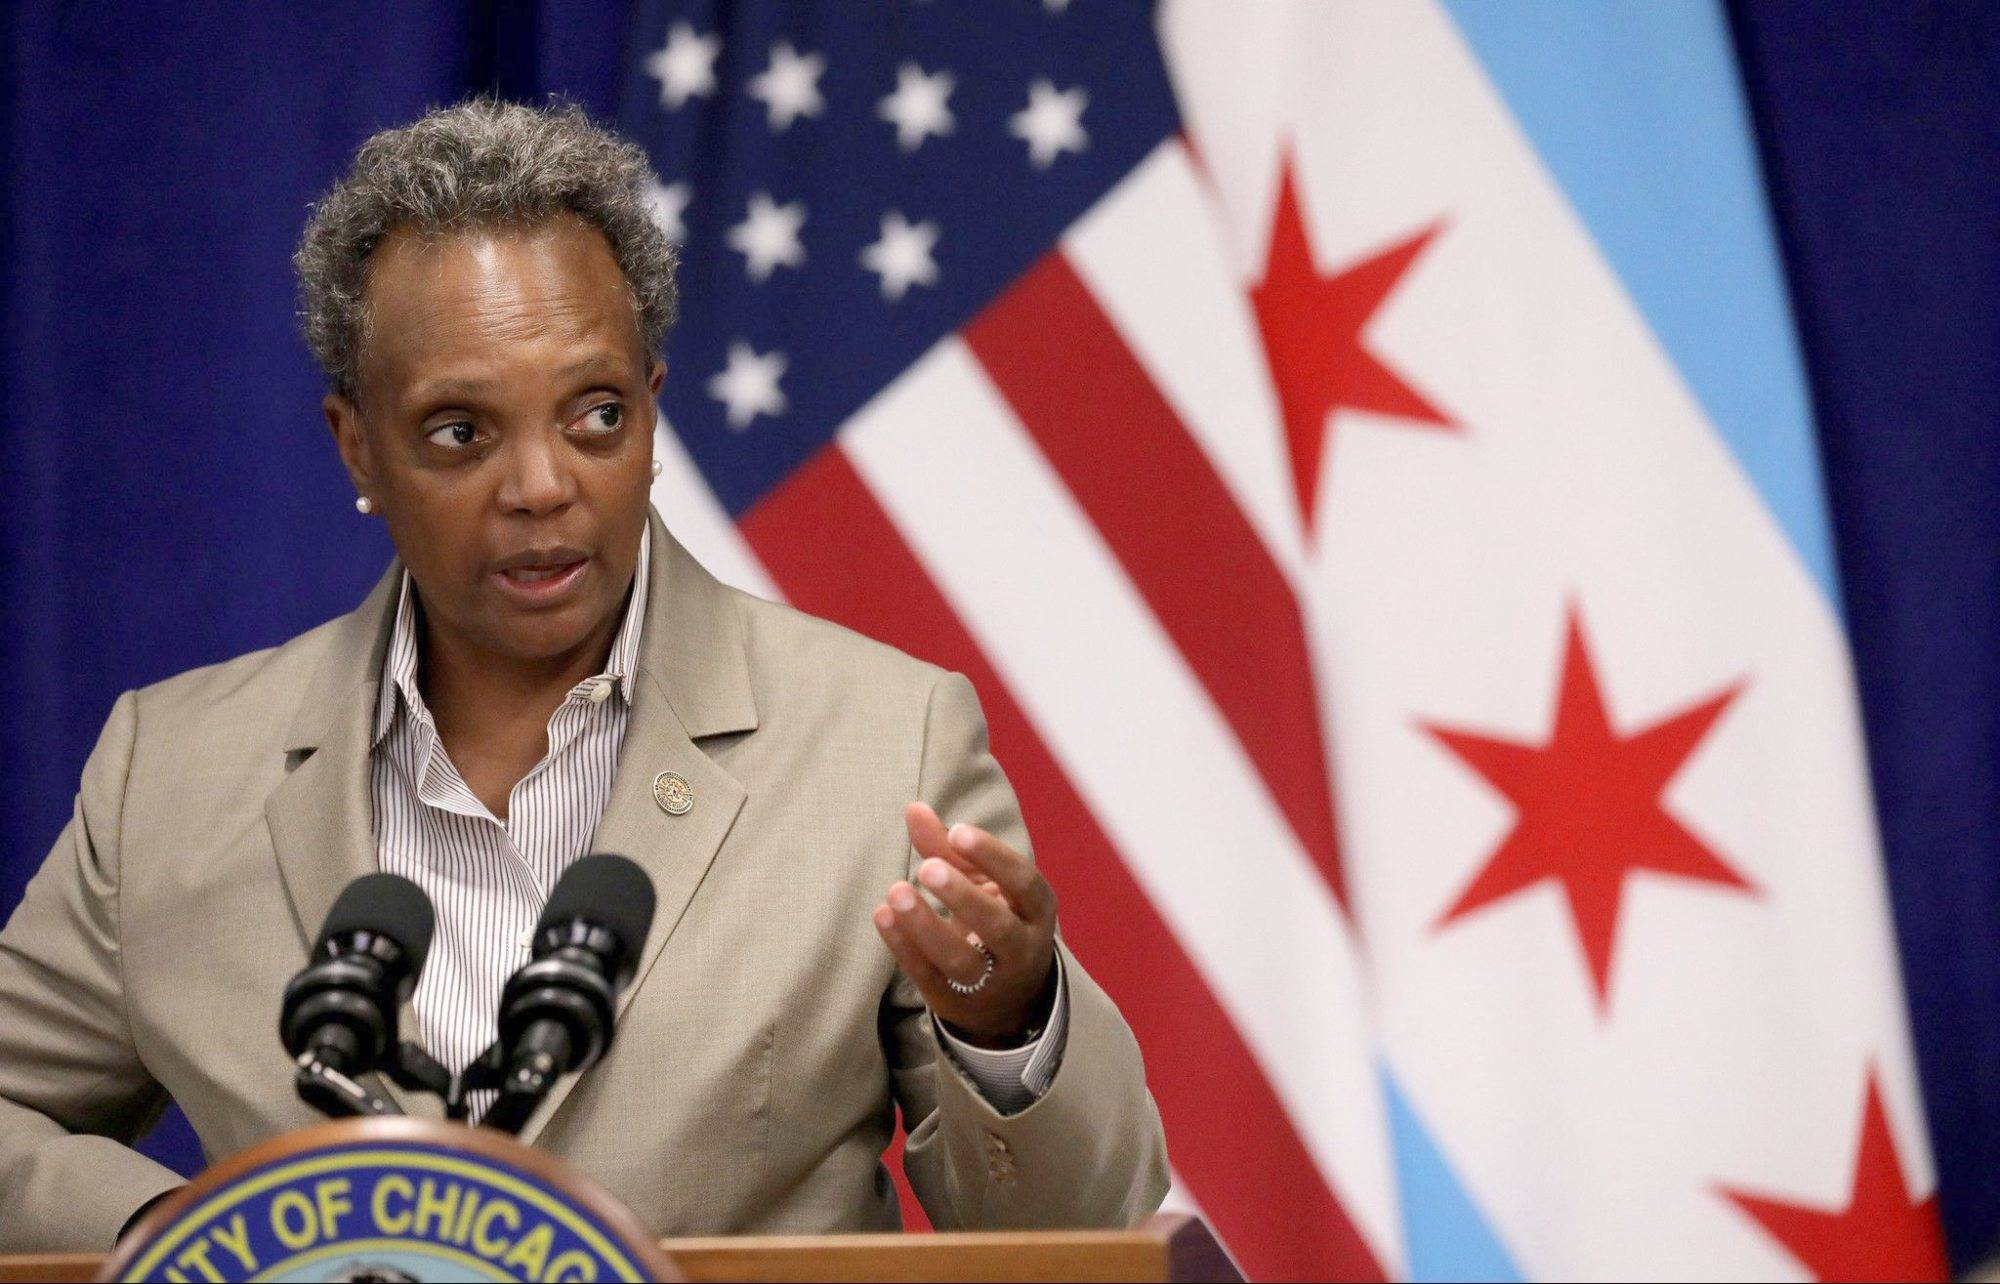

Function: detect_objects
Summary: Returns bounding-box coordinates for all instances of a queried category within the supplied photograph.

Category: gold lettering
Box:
[161,1268,191,1283]
[314,1176,354,1241]
[500,1221,553,1279]
[546,1247,600,1282]
[210,1213,258,1273]
[270,1189,317,1250]
[371,1174,414,1235]
[471,1197,520,1257]
[452,1188,483,1245]
[411,1177,461,1238]
[170,1240,223,1283]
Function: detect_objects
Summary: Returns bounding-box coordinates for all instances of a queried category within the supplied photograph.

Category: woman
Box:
[0,100,1165,1251]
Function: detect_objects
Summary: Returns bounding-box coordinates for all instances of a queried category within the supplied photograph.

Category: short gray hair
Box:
[294,98,678,399]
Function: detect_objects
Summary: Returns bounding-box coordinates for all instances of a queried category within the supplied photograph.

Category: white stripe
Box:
[652,419,783,602]
[1063,143,1307,584]
[842,340,1401,1268]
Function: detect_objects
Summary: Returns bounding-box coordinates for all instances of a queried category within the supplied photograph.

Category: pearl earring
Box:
[355,496,374,515]
[650,459,664,479]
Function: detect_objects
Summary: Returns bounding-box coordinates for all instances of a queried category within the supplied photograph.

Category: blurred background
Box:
[4,2,1998,1279]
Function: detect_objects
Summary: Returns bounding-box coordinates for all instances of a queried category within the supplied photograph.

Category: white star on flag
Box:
[748,41,826,132]
[860,212,941,301]
[1009,79,1089,169]
[642,180,691,243]
[706,341,787,430]
[877,64,956,153]
[725,192,807,282]
[643,23,719,110]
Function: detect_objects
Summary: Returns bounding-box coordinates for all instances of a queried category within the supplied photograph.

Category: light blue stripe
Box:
[1442,0,1842,608]
[1383,1064,1523,1282]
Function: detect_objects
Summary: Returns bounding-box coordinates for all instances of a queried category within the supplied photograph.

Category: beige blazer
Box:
[0,512,1168,1252]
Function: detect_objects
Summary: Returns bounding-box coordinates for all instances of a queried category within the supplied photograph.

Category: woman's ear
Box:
[648,358,666,399]
[324,392,376,498]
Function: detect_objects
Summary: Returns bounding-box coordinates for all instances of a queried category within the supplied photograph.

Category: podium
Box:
[0,1119,1240,1282]
[0,1216,1237,1283]
[0,1216,1240,1280]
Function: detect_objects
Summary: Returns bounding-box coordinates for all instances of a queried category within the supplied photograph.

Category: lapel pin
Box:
[652,770,695,816]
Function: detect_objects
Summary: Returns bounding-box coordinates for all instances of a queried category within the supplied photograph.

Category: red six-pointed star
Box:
[1248,150,1456,537]
[1720,1069,1947,1282]
[1423,607,1756,1009]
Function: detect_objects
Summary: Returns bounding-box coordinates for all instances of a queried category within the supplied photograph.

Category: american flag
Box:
[621,3,1943,1280]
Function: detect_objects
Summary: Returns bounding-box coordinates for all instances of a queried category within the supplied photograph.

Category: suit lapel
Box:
[264,563,421,1111]
[265,565,398,951]
[519,513,757,1144]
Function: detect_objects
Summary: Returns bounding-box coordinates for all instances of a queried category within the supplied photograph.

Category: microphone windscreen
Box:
[316,872,436,970]
[539,853,657,952]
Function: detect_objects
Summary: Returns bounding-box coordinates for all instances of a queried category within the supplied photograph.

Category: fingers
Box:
[881,880,990,987]
[915,857,1019,949]
[873,902,951,996]
[905,802,984,880]
[880,808,1063,1043]
[943,823,1054,924]
[905,802,1053,924]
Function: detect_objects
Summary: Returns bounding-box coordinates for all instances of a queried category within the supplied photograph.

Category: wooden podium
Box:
[0,1118,1241,1282]
[0,1215,1239,1283]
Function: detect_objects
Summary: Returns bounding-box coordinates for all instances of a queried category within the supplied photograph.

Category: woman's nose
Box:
[496,428,578,515]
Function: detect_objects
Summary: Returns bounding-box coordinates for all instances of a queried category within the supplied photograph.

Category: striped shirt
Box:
[369,526,1064,1117]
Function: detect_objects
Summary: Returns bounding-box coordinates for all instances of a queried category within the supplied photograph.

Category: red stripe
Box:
[962,252,1350,915]
[884,1121,932,1233]
[742,445,1385,1283]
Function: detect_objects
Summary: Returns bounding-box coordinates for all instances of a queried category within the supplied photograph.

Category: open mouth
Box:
[503,562,581,584]
[491,553,590,605]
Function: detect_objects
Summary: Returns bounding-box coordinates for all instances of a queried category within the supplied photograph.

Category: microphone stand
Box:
[448,1037,564,1135]
[296,1034,564,1133]
[294,1052,398,1118]
[293,1040,454,1120]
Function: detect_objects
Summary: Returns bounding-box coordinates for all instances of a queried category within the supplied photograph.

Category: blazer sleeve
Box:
[886,671,1169,1230]
[0,691,186,1251]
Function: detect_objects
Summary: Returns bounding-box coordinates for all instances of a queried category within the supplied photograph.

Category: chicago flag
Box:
[626,1,1945,1278]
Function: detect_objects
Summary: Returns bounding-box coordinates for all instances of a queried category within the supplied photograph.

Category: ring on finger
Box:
[947,940,997,996]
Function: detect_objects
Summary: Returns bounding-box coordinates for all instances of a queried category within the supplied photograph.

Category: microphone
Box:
[478,854,655,1134]
[280,873,435,1118]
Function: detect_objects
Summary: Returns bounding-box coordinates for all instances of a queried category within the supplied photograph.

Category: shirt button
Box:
[517,929,534,953]
[587,678,614,703]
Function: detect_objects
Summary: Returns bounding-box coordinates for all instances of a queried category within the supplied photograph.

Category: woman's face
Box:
[326,216,663,666]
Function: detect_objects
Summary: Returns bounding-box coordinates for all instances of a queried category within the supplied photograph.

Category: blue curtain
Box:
[1730,4,2000,1265]
[0,0,476,1185]
[4,0,1998,1267]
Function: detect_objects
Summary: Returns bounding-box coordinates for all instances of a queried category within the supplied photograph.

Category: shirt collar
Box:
[372,524,652,747]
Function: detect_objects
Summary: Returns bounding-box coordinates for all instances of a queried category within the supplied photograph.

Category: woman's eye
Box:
[424,422,478,449]
[579,403,624,434]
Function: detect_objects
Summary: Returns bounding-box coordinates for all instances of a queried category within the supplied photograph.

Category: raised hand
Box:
[872,802,1059,1046]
